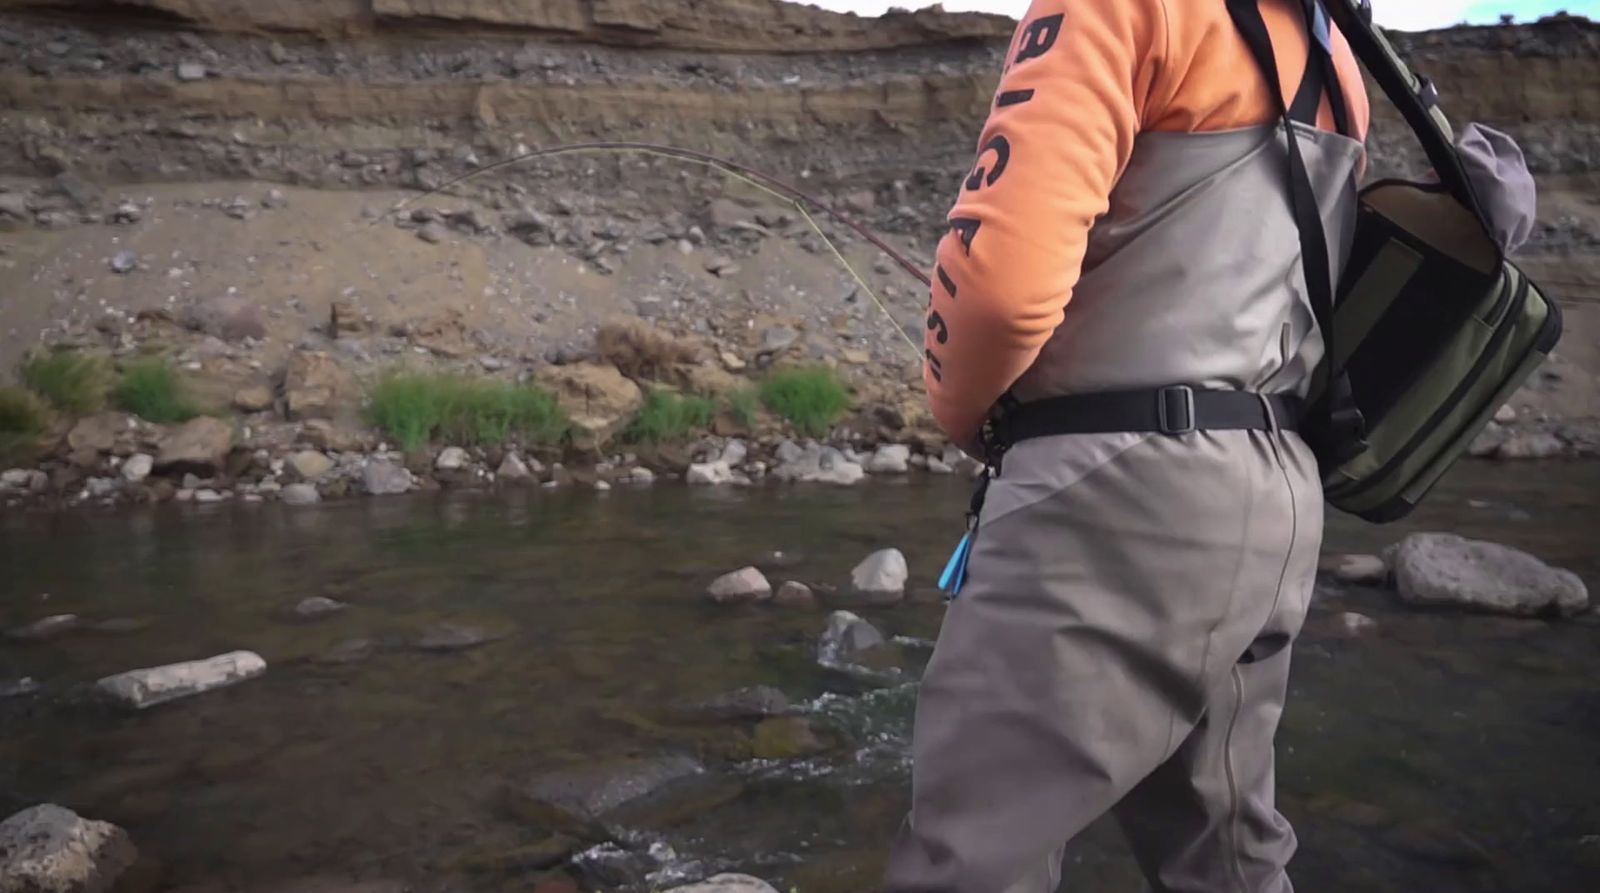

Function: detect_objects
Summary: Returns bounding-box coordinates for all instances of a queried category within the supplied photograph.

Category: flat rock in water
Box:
[6,614,81,642]
[414,623,503,652]
[706,567,771,604]
[849,549,908,603]
[95,650,266,709]
[679,685,791,721]
[665,875,780,893]
[1319,553,1388,586]
[292,596,347,620]
[504,755,704,836]
[1391,533,1588,617]
[817,610,885,666]
[0,804,139,893]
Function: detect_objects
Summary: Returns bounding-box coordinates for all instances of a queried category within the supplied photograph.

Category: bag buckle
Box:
[1157,385,1197,435]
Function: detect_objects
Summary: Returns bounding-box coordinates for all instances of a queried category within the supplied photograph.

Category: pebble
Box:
[1340,612,1379,637]
[109,250,137,274]
[293,596,348,619]
[121,453,153,483]
[435,446,469,471]
[175,61,207,81]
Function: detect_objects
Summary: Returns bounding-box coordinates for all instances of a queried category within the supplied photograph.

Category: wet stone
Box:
[414,623,503,652]
[292,596,348,621]
[1391,532,1588,616]
[678,685,791,721]
[773,581,816,608]
[95,651,266,709]
[316,639,376,665]
[0,803,139,893]
[664,875,781,893]
[503,755,704,837]
[1320,553,1388,586]
[6,614,81,642]
[751,716,831,760]
[706,567,771,604]
[817,610,885,666]
[849,548,908,603]
[1,677,42,699]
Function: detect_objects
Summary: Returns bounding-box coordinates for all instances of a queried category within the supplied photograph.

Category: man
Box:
[886,0,1370,890]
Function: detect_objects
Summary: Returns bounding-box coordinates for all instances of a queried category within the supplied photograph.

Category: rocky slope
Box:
[0,2,1596,509]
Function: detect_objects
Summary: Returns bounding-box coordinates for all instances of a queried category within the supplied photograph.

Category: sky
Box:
[801,0,1600,31]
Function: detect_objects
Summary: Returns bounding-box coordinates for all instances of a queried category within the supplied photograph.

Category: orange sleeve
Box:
[922,0,1168,448]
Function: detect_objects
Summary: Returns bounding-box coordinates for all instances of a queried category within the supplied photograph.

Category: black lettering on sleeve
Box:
[996,89,1035,108]
[1014,13,1064,65]
[950,217,981,254]
[936,264,957,298]
[927,310,949,345]
[964,134,1011,191]
[925,350,944,382]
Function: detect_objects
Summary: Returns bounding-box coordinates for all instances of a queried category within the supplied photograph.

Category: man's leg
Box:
[1113,434,1322,893]
[882,432,1304,893]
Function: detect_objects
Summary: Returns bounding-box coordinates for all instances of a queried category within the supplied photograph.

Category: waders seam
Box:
[1189,435,1261,757]
[1224,664,1250,891]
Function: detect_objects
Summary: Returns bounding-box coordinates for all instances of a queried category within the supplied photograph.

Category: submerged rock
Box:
[6,614,81,642]
[316,639,376,665]
[773,581,817,608]
[817,610,885,666]
[751,716,831,760]
[665,875,780,893]
[0,804,138,893]
[503,756,704,836]
[1390,533,1588,617]
[291,596,347,620]
[414,623,504,652]
[849,549,908,603]
[1319,553,1388,586]
[95,651,266,709]
[678,686,791,721]
[706,567,771,604]
[1,677,43,699]
[1339,612,1380,637]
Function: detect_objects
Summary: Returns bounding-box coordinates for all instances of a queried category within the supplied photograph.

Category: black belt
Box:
[988,386,1301,449]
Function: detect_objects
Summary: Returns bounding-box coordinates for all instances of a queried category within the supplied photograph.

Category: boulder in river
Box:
[865,444,911,474]
[677,685,791,721]
[849,548,908,603]
[95,650,266,709]
[361,459,412,495]
[1390,533,1588,617]
[6,614,81,642]
[291,596,348,621]
[771,444,865,486]
[817,610,885,666]
[154,417,234,477]
[706,567,771,604]
[496,452,532,481]
[0,803,139,893]
[279,483,321,506]
[686,461,736,486]
[503,755,704,837]
[665,875,780,893]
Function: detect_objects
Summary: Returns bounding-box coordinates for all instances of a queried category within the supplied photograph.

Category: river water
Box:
[2,461,1598,893]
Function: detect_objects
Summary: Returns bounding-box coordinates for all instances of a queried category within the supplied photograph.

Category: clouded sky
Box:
[801,0,1600,31]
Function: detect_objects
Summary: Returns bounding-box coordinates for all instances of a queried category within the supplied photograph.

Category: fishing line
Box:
[368,141,934,358]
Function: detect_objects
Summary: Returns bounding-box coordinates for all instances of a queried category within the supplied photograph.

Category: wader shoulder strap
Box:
[1225,0,1367,466]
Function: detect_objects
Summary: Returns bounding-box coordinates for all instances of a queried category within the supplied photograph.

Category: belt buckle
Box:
[1157,385,1197,436]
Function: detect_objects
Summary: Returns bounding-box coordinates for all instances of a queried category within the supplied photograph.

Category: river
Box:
[3,460,1598,893]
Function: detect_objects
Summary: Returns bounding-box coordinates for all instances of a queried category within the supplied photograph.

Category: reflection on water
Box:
[2,461,1598,893]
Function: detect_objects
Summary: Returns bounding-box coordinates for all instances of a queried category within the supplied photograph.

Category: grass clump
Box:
[626,389,715,444]
[0,386,49,465]
[366,373,568,451]
[113,358,200,424]
[727,387,760,428]
[760,366,850,438]
[19,350,109,414]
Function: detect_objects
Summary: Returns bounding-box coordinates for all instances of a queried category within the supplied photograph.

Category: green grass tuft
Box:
[113,358,200,424]
[626,389,715,444]
[0,386,49,465]
[726,387,760,428]
[759,366,850,438]
[366,373,568,451]
[19,350,110,414]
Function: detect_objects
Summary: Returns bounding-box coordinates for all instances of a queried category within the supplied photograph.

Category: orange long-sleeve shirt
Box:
[924,0,1371,450]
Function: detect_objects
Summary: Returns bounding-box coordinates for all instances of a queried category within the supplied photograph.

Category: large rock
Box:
[283,351,356,421]
[865,444,911,474]
[534,363,643,449]
[1496,432,1567,460]
[1390,533,1588,617]
[66,414,133,455]
[287,451,335,480]
[154,417,234,476]
[95,651,267,709]
[120,454,153,483]
[435,446,469,471]
[686,461,735,486]
[817,610,885,666]
[707,567,771,604]
[0,804,138,893]
[361,459,413,495]
[181,295,266,342]
[280,483,321,506]
[849,548,908,603]
[773,581,817,608]
[665,875,780,893]
[496,452,532,481]
[772,444,865,486]
[504,756,704,837]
